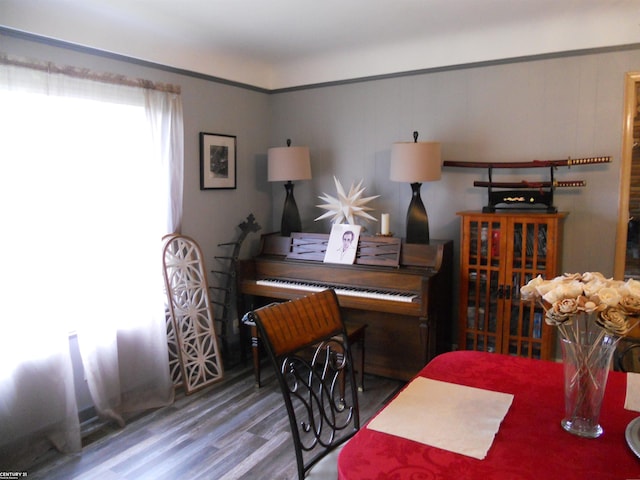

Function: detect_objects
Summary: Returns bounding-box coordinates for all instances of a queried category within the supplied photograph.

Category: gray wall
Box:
[271,51,640,274]
[270,50,640,340]
[4,31,640,350]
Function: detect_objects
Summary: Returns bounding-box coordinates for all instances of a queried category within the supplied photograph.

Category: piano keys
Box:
[238,232,453,382]
[255,278,418,303]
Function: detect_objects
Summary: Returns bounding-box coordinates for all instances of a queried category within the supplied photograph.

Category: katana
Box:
[443,156,610,169]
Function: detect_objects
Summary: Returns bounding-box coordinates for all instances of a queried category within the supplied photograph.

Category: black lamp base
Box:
[406,182,429,244]
[281,181,302,236]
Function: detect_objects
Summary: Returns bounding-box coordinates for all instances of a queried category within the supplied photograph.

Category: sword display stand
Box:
[444,156,611,213]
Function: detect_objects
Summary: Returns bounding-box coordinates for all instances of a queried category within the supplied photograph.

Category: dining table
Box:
[338,350,640,480]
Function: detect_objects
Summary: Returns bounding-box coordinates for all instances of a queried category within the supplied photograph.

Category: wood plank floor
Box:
[26,362,404,480]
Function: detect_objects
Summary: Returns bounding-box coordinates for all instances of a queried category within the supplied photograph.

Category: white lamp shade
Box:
[390,141,442,182]
[267,146,312,182]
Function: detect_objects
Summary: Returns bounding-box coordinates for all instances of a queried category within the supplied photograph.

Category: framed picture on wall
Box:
[200,132,237,190]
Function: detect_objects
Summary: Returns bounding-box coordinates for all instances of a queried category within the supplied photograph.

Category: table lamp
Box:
[390,131,441,244]
[268,139,312,236]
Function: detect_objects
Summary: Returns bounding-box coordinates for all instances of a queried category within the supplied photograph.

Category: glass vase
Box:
[560,313,619,438]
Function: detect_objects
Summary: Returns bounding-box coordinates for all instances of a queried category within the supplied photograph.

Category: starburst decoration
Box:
[315,176,379,225]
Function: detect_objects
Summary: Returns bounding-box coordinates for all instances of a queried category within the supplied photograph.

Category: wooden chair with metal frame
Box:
[244,289,360,479]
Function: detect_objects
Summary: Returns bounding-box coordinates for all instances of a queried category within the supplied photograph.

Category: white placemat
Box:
[367,377,514,460]
[625,372,640,412]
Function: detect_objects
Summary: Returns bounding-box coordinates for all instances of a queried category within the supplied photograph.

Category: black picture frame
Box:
[200,132,237,190]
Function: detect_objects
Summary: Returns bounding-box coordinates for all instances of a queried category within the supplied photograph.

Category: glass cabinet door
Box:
[503,219,549,359]
[462,217,504,354]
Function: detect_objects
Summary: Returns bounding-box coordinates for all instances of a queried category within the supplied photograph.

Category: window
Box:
[0,60,183,454]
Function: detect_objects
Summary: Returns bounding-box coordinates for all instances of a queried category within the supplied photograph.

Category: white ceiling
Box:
[1,0,639,90]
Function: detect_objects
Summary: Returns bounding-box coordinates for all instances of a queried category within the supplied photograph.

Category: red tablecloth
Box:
[338,351,640,480]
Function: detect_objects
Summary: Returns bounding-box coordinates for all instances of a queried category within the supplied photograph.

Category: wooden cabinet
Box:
[457,211,567,360]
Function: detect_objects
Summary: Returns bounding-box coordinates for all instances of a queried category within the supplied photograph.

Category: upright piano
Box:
[238,232,453,382]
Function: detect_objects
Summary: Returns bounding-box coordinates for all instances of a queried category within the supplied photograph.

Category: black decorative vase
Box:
[281,181,302,236]
[406,182,429,244]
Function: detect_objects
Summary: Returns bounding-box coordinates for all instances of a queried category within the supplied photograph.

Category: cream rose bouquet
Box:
[521,272,640,339]
[522,272,640,437]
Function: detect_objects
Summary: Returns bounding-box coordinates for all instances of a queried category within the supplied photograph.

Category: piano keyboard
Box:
[256,278,418,303]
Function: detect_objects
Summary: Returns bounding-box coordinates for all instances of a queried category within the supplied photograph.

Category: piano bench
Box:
[246,317,367,392]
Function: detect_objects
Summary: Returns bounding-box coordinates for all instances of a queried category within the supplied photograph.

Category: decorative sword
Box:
[473,180,586,189]
[443,156,611,169]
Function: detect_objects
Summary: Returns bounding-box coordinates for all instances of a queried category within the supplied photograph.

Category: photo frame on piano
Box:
[324,224,361,264]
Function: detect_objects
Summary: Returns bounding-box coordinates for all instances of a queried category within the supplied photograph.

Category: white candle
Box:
[381,213,390,235]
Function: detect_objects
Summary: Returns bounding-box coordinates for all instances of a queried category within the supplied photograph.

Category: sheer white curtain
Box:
[0,58,183,461]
